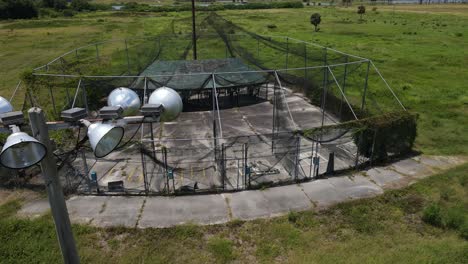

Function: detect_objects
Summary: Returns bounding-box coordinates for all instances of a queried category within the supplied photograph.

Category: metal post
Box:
[125,39,131,74]
[163,147,169,194]
[81,80,89,114]
[191,0,197,60]
[28,108,80,264]
[75,49,79,62]
[361,60,371,112]
[221,143,225,190]
[140,146,148,194]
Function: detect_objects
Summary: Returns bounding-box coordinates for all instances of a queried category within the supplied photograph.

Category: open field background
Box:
[1,5,467,155]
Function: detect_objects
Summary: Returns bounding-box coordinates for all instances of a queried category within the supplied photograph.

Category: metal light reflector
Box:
[0,96,13,114]
[0,126,46,169]
[148,87,183,121]
[107,87,141,116]
[81,120,124,158]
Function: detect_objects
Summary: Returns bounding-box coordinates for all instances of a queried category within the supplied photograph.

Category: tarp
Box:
[139,58,267,91]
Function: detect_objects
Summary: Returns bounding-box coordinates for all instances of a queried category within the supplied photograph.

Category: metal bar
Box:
[32,60,369,79]
[369,60,406,111]
[28,108,80,264]
[10,80,22,102]
[273,71,298,130]
[212,74,223,137]
[327,67,358,120]
[48,82,58,117]
[71,78,82,108]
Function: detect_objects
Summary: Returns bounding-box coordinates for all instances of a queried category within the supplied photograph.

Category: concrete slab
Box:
[301,179,346,209]
[138,194,229,228]
[225,190,272,220]
[261,184,312,215]
[17,199,50,218]
[67,196,108,225]
[92,196,144,228]
[391,158,434,179]
[364,167,405,189]
[416,155,465,170]
[343,175,384,199]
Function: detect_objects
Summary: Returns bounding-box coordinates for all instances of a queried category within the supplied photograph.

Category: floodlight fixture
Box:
[99,106,123,120]
[0,111,24,126]
[61,107,87,122]
[0,96,13,114]
[140,103,164,118]
[80,119,124,158]
[0,125,47,169]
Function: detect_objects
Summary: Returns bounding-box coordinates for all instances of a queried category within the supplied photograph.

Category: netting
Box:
[4,12,414,195]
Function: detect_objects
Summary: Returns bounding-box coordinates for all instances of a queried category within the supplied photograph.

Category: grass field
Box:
[1,5,467,155]
[1,164,467,263]
[0,4,467,263]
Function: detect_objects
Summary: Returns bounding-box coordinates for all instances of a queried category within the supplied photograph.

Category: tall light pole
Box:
[191,0,197,60]
[28,108,80,264]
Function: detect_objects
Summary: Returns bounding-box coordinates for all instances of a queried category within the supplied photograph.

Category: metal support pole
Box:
[361,60,371,112]
[80,149,90,192]
[257,38,260,58]
[191,0,197,60]
[339,56,349,119]
[125,39,131,74]
[28,108,80,264]
[304,43,307,81]
[294,136,300,181]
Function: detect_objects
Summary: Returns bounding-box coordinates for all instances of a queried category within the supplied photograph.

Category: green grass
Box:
[1,164,467,263]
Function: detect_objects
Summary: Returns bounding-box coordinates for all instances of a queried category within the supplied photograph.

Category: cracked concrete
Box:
[17,155,466,228]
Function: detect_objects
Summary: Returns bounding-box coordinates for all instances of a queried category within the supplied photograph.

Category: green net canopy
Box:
[140,58,268,91]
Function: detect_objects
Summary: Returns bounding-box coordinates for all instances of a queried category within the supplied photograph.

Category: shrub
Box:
[422,203,443,227]
[460,222,468,240]
[354,111,417,162]
[445,207,466,229]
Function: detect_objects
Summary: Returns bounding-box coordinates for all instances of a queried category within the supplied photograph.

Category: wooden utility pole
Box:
[29,108,80,264]
[191,0,197,60]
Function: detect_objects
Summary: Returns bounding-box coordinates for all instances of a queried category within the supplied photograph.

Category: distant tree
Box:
[357,5,366,20]
[310,13,321,32]
[71,0,91,11]
[53,0,67,10]
[0,0,39,19]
